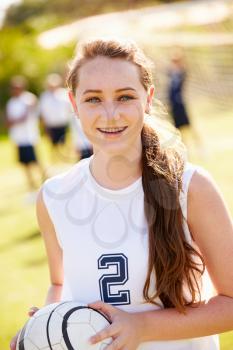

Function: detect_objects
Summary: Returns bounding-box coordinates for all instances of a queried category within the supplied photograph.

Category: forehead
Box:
[77,56,143,92]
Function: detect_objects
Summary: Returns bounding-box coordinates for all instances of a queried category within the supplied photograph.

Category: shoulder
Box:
[36,188,51,226]
[22,91,37,104]
[188,166,222,207]
[187,165,232,239]
[180,162,223,220]
[186,166,233,297]
[42,158,90,200]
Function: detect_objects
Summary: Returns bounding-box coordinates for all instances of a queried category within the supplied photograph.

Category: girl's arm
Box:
[90,169,233,348]
[36,189,64,305]
[138,168,233,341]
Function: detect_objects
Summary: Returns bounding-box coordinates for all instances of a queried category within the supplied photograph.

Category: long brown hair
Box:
[66,37,205,313]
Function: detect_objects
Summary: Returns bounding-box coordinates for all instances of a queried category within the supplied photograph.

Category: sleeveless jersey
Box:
[42,157,219,350]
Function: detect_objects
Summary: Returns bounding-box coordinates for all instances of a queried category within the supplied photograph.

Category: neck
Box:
[90,144,142,190]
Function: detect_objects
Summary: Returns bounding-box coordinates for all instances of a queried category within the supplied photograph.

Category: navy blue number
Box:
[98,253,130,305]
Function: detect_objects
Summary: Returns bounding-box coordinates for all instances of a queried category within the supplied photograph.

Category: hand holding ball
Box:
[16,301,112,350]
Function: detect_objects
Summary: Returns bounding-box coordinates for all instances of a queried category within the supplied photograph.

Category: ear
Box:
[145,85,155,114]
[68,90,79,116]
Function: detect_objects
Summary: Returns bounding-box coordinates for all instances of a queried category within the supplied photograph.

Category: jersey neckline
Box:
[84,156,142,199]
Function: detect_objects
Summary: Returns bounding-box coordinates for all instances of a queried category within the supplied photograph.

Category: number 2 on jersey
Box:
[98,253,131,305]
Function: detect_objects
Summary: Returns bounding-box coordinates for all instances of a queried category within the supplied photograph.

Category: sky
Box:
[0,0,21,26]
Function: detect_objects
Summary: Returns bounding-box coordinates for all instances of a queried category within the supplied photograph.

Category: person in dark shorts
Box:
[6,76,44,192]
[40,74,70,162]
[47,125,67,145]
[18,144,37,164]
[167,52,205,156]
[168,53,190,129]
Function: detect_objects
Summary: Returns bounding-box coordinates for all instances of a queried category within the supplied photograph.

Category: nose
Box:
[101,101,120,121]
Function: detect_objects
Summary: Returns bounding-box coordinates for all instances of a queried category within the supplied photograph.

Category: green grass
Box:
[0,103,233,349]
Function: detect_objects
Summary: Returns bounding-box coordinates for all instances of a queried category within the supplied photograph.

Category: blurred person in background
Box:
[70,111,93,161]
[6,76,44,196]
[167,51,205,157]
[39,73,70,162]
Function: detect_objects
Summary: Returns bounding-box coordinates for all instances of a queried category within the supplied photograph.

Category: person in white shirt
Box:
[40,74,70,161]
[11,39,233,350]
[6,76,43,191]
[70,114,93,160]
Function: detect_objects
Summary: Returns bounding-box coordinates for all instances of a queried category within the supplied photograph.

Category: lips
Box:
[97,126,128,134]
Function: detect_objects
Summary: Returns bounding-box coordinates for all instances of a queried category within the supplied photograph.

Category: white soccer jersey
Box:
[39,88,71,127]
[42,157,219,350]
[6,91,39,146]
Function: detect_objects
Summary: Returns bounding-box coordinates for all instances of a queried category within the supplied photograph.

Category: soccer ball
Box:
[16,301,112,350]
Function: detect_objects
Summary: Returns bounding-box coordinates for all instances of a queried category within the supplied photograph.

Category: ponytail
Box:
[141,123,205,312]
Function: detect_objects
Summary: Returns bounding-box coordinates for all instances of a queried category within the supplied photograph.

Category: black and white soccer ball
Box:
[16,301,112,350]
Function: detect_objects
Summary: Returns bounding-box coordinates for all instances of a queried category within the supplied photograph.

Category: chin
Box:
[91,133,141,156]
[99,141,131,155]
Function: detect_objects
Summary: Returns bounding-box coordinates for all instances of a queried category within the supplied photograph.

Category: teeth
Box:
[98,127,126,133]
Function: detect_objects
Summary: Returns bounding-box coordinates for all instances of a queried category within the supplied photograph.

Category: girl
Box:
[11,38,233,350]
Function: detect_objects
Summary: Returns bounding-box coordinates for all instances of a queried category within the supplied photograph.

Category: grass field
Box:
[0,101,233,349]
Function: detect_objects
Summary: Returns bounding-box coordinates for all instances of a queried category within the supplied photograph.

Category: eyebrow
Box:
[82,87,136,95]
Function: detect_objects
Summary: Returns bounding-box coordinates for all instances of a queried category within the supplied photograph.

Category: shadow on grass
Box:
[0,207,22,217]
[0,230,41,253]
[15,231,40,244]
[24,257,47,267]
[0,230,47,267]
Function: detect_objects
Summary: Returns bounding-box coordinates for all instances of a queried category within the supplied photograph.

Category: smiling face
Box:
[71,56,154,155]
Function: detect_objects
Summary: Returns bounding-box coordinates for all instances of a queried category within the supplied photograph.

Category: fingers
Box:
[104,337,125,350]
[89,300,115,312]
[88,300,118,320]
[28,306,39,317]
[10,331,20,350]
[10,338,16,350]
[10,307,39,350]
[90,323,119,344]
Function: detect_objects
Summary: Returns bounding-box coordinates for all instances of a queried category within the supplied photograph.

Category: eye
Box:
[118,95,135,102]
[85,97,101,103]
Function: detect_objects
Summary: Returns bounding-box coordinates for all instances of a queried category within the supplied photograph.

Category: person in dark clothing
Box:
[167,52,206,157]
[168,55,190,129]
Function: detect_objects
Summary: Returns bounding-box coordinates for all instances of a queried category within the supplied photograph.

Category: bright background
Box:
[0,0,233,348]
